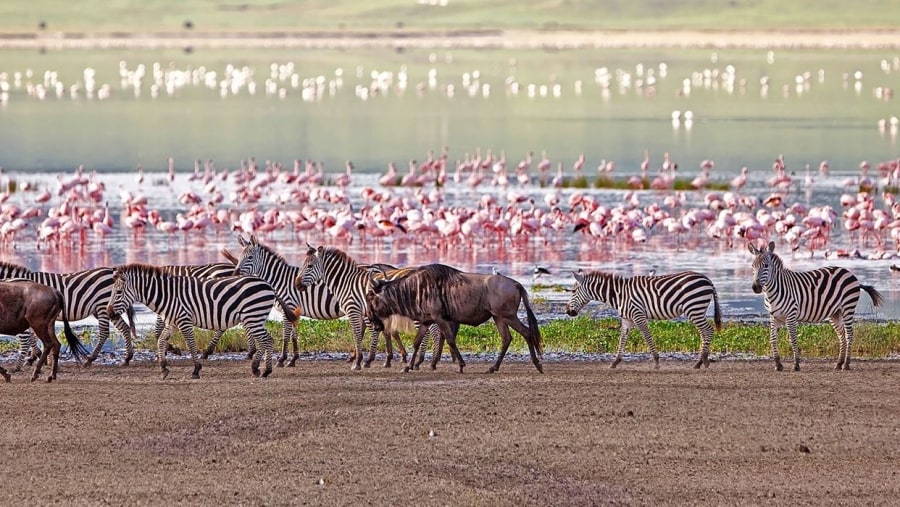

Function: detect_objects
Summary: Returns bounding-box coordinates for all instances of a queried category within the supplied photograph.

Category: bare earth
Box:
[2,358,900,506]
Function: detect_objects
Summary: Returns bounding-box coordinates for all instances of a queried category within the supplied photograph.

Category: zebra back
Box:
[0,260,115,321]
[160,262,236,279]
[112,263,278,329]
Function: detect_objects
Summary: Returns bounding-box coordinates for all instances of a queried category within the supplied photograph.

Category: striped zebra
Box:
[106,263,289,379]
[565,268,722,369]
[231,235,433,368]
[748,241,884,371]
[0,261,136,369]
[294,244,441,371]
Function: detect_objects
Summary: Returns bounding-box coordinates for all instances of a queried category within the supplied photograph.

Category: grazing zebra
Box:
[748,241,884,371]
[565,268,722,369]
[0,261,136,368]
[294,244,442,371]
[107,263,289,379]
[232,235,434,368]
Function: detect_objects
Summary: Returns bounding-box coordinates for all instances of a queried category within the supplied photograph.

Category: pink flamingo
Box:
[730,166,749,190]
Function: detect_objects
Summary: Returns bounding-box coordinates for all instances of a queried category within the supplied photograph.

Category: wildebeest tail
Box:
[517,284,543,357]
[57,292,88,362]
[861,284,884,308]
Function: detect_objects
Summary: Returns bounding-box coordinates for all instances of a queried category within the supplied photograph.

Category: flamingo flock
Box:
[1,149,899,265]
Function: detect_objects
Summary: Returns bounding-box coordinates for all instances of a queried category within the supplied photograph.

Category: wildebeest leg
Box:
[382,329,395,368]
[30,326,57,383]
[391,329,407,366]
[45,320,62,382]
[403,325,431,373]
[437,321,465,373]
[505,317,543,373]
[487,320,516,373]
[428,323,458,370]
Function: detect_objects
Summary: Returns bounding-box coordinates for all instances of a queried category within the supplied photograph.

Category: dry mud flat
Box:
[2,359,900,505]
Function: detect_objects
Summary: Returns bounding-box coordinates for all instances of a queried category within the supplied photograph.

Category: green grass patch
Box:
[117,318,900,360]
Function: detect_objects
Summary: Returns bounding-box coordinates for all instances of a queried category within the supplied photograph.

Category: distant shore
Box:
[0,28,898,50]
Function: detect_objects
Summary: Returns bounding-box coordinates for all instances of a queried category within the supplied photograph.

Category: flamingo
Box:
[730,166,749,190]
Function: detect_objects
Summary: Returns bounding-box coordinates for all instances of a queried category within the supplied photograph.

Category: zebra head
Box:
[748,241,777,294]
[565,269,591,316]
[294,243,324,292]
[234,234,263,276]
[107,266,136,320]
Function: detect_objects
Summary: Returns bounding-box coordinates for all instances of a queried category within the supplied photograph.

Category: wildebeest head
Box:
[364,269,392,332]
[748,241,776,294]
[565,269,589,317]
[294,243,323,292]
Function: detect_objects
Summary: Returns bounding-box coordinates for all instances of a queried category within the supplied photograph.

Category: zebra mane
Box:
[585,270,622,282]
[319,246,360,268]
[0,260,31,272]
[248,241,290,265]
[117,263,165,276]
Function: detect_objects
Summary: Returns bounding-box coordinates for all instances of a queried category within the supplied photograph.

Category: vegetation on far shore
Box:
[0,0,897,34]
[6,317,890,361]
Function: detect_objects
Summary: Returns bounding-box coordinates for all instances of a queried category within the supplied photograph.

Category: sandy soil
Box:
[2,357,899,505]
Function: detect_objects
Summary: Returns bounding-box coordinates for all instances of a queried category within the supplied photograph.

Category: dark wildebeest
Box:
[0,279,85,382]
[365,264,543,374]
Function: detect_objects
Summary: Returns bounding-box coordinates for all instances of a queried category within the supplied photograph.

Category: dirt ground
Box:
[2,357,900,506]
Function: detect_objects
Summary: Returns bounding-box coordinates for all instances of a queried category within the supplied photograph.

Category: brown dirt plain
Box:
[2,357,900,506]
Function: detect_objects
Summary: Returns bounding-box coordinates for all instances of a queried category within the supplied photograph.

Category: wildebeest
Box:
[365,263,543,374]
[0,279,85,383]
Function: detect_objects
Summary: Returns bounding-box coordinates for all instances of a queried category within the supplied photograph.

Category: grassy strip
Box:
[31,317,892,360]
[1,0,898,33]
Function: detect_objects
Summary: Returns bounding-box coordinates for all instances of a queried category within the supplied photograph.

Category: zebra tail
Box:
[861,285,885,308]
[278,296,299,324]
[518,284,543,357]
[713,288,723,331]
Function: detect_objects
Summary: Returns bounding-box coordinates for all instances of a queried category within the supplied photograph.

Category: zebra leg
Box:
[111,313,138,365]
[427,324,446,370]
[201,330,224,359]
[14,331,34,372]
[179,325,202,380]
[693,319,714,369]
[157,325,172,379]
[769,320,784,371]
[288,319,300,367]
[364,326,380,368]
[249,326,275,378]
[831,315,847,370]
[612,321,634,369]
[393,329,408,365]
[348,311,366,371]
[786,320,800,372]
[842,316,855,371]
[0,364,9,382]
[634,318,659,369]
[85,312,112,365]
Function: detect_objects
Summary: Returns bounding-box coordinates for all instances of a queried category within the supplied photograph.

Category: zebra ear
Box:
[250,234,259,246]
[747,242,758,255]
[767,241,776,253]
[306,242,315,255]
[317,246,325,255]
[572,270,584,283]
[238,234,248,247]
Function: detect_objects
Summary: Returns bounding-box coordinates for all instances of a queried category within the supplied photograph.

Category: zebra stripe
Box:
[565,268,722,369]
[0,261,136,368]
[748,241,884,371]
[107,263,283,379]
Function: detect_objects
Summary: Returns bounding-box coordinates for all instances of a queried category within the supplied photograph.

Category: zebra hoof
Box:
[262,368,272,378]
[251,361,261,377]
[793,365,801,372]
[288,361,297,368]
[276,360,285,368]
[775,363,783,372]
[485,367,497,374]
[402,366,411,373]
[45,376,53,383]
[161,368,169,380]
[1,374,9,383]
[363,361,372,368]
[84,357,95,367]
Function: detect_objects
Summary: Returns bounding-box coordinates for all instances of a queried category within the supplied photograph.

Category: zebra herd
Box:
[0,236,887,381]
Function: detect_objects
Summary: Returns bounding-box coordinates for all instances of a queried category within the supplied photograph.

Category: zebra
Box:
[106,263,289,379]
[565,268,722,369]
[0,261,137,369]
[748,241,884,371]
[294,243,444,371]
[231,235,435,368]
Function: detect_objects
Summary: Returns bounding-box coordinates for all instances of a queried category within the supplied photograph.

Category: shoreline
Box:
[0,29,898,50]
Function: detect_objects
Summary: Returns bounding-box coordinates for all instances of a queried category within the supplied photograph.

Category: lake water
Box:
[0,46,898,328]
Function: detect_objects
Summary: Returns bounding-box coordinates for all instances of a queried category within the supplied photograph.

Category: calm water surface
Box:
[0,47,897,327]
